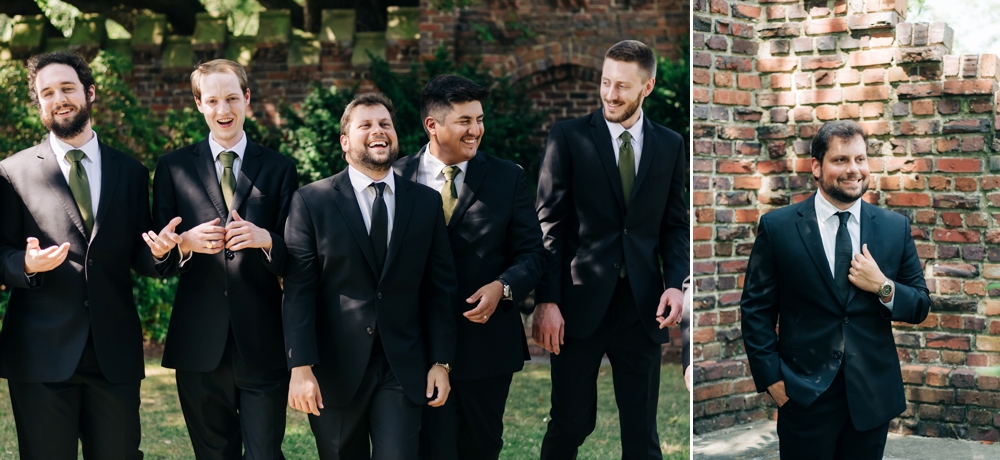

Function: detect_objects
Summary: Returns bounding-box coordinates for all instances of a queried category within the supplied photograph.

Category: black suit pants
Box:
[418,373,514,460]
[7,333,141,460]
[309,338,423,460]
[541,277,662,460]
[777,365,890,460]
[176,332,289,460]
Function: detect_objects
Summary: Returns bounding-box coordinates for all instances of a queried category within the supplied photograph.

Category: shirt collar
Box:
[814,189,861,224]
[421,144,469,177]
[208,131,248,160]
[605,109,645,143]
[348,164,395,195]
[50,130,99,162]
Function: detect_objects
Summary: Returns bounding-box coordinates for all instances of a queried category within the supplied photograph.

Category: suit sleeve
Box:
[133,165,175,278]
[281,191,321,369]
[420,196,458,367]
[880,217,930,324]
[534,124,572,305]
[658,133,690,290]
[498,167,547,310]
[0,163,38,289]
[258,160,298,276]
[150,159,184,277]
[740,216,783,393]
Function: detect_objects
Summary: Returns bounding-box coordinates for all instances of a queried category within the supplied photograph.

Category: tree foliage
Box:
[643,44,690,143]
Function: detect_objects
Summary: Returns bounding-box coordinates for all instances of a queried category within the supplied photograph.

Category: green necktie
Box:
[619,131,636,209]
[441,165,459,225]
[618,132,635,278]
[219,151,237,211]
[66,149,94,236]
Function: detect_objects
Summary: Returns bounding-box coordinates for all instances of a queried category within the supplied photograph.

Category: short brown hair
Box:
[190,59,249,101]
[605,40,656,81]
[811,120,867,163]
[340,92,396,136]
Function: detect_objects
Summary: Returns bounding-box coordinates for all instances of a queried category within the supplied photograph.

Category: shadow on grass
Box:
[0,360,689,459]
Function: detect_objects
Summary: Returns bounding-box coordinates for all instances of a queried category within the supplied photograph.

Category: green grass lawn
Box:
[0,361,689,459]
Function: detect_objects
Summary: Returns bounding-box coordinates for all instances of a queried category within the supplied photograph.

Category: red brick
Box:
[738,74,763,90]
[801,55,845,70]
[734,177,762,189]
[944,79,997,96]
[912,99,935,115]
[926,366,951,387]
[692,68,711,86]
[715,72,734,87]
[757,58,798,73]
[733,4,761,19]
[798,89,843,105]
[838,69,861,85]
[862,102,884,118]
[713,89,753,106]
[863,68,886,84]
[844,85,889,102]
[805,18,848,35]
[886,193,931,207]
[849,49,895,67]
[816,105,838,120]
[933,229,981,243]
[839,103,860,119]
[770,74,792,89]
[937,158,983,173]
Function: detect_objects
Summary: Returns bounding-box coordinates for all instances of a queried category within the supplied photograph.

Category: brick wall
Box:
[693,0,1000,440]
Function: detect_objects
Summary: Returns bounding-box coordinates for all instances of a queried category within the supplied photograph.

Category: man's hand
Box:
[24,237,70,275]
[656,288,684,329]
[288,366,323,416]
[143,217,183,259]
[224,210,272,252]
[767,380,790,407]
[179,218,226,256]
[848,244,886,294]
[463,281,503,324]
[532,302,565,355]
[426,365,451,407]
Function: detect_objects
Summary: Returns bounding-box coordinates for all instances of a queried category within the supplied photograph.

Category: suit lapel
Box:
[795,195,841,306]
[332,172,379,277]
[397,149,421,182]
[630,117,656,207]
[381,174,412,280]
[90,142,120,243]
[851,203,881,307]
[589,111,626,216]
[227,141,263,223]
[191,139,228,220]
[449,152,485,231]
[37,141,88,240]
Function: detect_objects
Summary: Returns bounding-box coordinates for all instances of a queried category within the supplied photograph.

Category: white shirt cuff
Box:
[879,290,895,311]
[178,247,195,267]
[261,246,272,263]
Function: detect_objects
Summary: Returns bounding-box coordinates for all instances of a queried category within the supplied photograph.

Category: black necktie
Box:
[370,182,388,275]
[835,211,852,304]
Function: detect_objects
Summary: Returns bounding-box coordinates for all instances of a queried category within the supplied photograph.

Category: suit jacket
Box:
[535,110,689,342]
[152,138,298,373]
[740,194,931,431]
[282,169,458,406]
[394,147,546,381]
[0,139,170,383]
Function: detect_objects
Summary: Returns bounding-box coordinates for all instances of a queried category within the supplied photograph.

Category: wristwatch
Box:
[877,279,893,298]
[497,277,513,301]
[435,362,452,373]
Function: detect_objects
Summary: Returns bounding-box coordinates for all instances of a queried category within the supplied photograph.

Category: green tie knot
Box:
[67,149,85,163]
[620,131,632,144]
[219,151,236,169]
[443,165,459,181]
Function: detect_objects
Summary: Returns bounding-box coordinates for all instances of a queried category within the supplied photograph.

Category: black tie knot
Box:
[836,211,850,226]
[371,181,386,197]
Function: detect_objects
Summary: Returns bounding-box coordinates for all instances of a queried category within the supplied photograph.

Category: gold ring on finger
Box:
[205,242,214,249]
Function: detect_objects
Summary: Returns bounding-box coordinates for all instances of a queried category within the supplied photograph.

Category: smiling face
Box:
[811,134,870,209]
[34,63,95,141]
[600,58,654,128]
[195,70,249,149]
[340,103,399,174]
[426,100,484,165]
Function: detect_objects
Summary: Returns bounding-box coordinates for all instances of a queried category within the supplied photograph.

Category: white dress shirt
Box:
[348,165,395,248]
[50,131,101,216]
[604,109,644,174]
[814,191,893,309]
[416,145,469,197]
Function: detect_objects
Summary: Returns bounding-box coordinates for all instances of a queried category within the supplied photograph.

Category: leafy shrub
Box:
[643,45,690,142]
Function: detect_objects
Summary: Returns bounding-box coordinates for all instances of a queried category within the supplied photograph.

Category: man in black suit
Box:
[394,75,547,460]
[0,51,179,459]
[283,92,457,459]
[150,59,298,459]
[741,120,931,459]
[533,40,689,459]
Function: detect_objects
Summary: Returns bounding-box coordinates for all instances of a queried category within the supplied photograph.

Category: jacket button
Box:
[833,351,843,359]
[613,262,621,269]
[623,229,628,235]
[87,259,94,266]
[377,292,382,299]
[843,317,849,323]
[224,290,228,297]
[366,327,373,334]
[83,300,90,307]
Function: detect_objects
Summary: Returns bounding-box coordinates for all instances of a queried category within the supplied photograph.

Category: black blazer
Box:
[0,139,170,383]
[740,195,931,431]
[282,169,457,406]
[394,148,546,381]
[152,138,298,373]
[535,110,689,342]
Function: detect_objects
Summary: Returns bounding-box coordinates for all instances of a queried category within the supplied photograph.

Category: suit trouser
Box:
[7,333,142,460]
[777,365,890,460]
[418,373,514,460]
[309,338,423,460]
[176,332,289,460]
[540,276,662,460]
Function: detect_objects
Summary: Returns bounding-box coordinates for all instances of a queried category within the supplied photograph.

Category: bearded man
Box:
[282,92,458,459]
[533,40,689,459]
[740,120,930,460]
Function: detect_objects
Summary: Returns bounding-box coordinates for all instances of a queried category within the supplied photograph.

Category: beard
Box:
[41,99,92,140]
[603,93,643,124]
[349,140,400,174]
[817,170,869,205]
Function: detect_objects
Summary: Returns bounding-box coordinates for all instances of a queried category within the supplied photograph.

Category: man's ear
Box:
[87,85,96,103]
[424,116,437,138]
[340,134,349,153]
